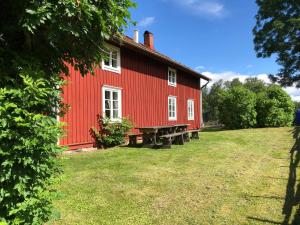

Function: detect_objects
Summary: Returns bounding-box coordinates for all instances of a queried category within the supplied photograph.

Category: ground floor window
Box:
[188,99,194,120]
[168,96,177,121]
[102,86,122,121]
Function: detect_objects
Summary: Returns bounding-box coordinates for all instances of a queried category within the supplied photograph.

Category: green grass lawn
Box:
[52,127,300,225]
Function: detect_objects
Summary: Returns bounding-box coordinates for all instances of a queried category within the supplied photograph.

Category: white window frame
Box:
[187,99,195,121]
[168,67,177,87]
[102,86,122,122]
[168,96,177,121]
[101,44,121,74]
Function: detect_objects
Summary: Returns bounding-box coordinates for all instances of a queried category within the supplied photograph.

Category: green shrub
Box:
[0,71,64,224]
[219,86,257,129]
[91,117,133,148]
[256,85,294,127]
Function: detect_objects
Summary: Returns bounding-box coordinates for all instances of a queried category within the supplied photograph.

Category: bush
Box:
[91,117,133,148]
[0,71,64,224]
[256,85,294,127]
[219,86,257,129]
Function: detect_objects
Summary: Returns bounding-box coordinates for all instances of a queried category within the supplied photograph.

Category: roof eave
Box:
[110,37,211,81]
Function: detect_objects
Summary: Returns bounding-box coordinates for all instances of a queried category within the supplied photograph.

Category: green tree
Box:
[0,1,135,224]
[203,80,224,122]
[224,78,243,89]
[256,85,294,127]
[219,86,257,129]
[244,77,267,94]
[253,0,300,87]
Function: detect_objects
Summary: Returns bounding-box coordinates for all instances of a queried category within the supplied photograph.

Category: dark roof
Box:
[111,36,210,81]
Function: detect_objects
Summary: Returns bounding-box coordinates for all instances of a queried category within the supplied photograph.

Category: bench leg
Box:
[162,137,172,149]
[129,136,137,147]
[183,133,190,142]
[191,132,199,140]
[174,134,184,145]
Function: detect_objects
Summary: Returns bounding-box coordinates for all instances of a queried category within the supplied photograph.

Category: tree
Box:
[244,77,267,93]
[256,85,294,127]
[253,0,300,87]
[0,1,135,224]
[224,78,243,89]
[202,80,224,122]
[219,86,257,129]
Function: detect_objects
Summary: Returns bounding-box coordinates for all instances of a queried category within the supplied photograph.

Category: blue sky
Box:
[124,0,300,100]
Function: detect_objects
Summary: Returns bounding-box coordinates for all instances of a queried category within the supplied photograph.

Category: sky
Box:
[124,0,300,101]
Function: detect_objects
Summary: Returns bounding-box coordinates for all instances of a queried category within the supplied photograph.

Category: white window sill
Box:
[168,83,177,87]
[168,118,177,121]
[102,66,121,74]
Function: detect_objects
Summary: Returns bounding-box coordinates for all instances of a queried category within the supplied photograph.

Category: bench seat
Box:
[160,132,185,148]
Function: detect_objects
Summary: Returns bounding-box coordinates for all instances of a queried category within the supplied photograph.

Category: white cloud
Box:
[203,71,300,101]
[138,17,155,27]
[195,65,205,71]
[164,0,226,17]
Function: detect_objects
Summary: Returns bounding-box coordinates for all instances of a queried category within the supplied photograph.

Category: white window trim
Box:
[101,44,121,74]
[168,96,177,121]
[187,99,195,121]
[102,86,122,122]
[168,67,177,87]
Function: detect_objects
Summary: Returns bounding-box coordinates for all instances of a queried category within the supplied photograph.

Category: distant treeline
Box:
[203,77,295,129]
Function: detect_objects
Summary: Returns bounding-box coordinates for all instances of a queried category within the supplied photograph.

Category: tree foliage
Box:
[253,0,300,87]
[0,0,135,224]
[202,80,224,122]
[219,86,257,129]
[256,85,294,127]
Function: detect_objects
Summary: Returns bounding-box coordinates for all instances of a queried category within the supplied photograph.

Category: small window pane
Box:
[105,110,111,118]
[113,110,119,119]
[112,58,117,68]
[113,101,118,110]
[113,91,118,100]
[105,100,111,110]
[105,91,110,100]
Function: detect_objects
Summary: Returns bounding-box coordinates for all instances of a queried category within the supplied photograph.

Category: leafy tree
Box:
[253,0,300,87]
[202,80,224,122]
[219,86,257,129]
[244,77,267,93]
[256,85,294,127]
[0,0,135,224]
[224,78,243,89]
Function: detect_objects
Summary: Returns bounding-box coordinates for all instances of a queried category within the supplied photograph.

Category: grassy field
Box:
[52,127,300,225]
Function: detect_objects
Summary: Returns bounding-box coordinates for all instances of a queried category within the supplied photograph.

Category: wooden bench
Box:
[128,134,142,147]
[188,129,200,140]
[160,132,185,148]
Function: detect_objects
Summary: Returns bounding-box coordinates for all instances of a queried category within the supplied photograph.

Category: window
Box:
[102,86,122,121]
[168,96,177,120]
[102,44,121,73]
[168,67,177,87]
[187,99,194,120]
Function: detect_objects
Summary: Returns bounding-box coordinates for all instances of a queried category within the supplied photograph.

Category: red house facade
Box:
[60,31,210,150]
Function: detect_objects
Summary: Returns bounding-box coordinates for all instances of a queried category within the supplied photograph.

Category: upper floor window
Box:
[102,44,121,73]
[168,67,177,87]
[187,99,194,120]
[102,86,122,121]
[168,96,177,121]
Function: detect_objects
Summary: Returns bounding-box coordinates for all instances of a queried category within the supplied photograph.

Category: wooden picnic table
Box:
[136,124,190,146]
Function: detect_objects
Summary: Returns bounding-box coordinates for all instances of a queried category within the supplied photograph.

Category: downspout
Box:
[199,78,210,128]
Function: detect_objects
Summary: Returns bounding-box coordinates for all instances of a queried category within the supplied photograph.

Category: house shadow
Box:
[282,127,300,225]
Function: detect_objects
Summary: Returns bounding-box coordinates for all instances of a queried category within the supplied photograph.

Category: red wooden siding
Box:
[60,46,202,150]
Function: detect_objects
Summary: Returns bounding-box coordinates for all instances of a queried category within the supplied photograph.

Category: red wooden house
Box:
[60,31,210,150]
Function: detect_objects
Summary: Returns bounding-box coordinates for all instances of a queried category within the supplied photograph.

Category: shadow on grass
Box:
[281,127,300,225]
[201,126,224,132]
[247,127,300,225]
